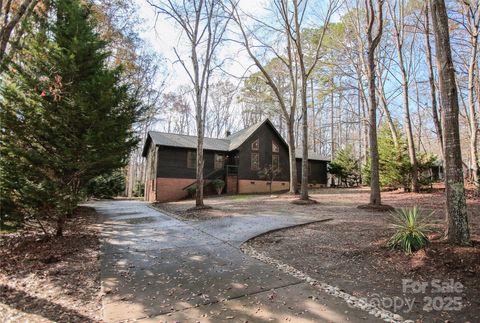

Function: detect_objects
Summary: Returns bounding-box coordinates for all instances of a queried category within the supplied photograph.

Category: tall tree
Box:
[229,0,299,194]
[423,0,444,159]
[429,0,470,245]
[0,0,139,235]
[387,0,419,192]
[149,0,230,207]
[461,0,479,184]
[289,0,338,200]
[365,0,385,206]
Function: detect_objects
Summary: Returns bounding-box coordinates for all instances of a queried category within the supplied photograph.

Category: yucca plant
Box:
[387,207,433,255]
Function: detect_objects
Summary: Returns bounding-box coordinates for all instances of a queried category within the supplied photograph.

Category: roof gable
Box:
[228,118,289,151]
[142,118,330,161]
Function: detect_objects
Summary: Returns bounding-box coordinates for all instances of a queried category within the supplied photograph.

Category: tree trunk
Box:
[366,0,384,206]
[330,84,335,159]
[310,79,316,153]
[424,1,444,158]
[300,80,309,200]
[0,0,36,65]
[56,214,65,237]
[467,23,479,184]
[376,77,399,148]
[430,0,470,245]
[401,76,419,193]
[287,118,298,194]
[195,93,205,207]
[367,61,381,205]
[389,1,419,193]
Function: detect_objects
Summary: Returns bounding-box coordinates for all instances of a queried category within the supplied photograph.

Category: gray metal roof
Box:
[295,149,330,161]
[148,132,230,151]
[144,118,330,162]
[227,120,265,150]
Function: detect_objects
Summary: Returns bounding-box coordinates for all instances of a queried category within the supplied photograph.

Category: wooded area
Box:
[0,0,478,238]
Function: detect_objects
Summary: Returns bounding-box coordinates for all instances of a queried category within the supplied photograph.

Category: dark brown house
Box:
[142,119,329,202]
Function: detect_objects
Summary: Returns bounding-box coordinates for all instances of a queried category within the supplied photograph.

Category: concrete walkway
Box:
[92,200,378,322]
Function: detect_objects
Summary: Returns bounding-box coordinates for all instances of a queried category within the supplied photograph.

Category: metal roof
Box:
[226,120,265,150]
[143,118,330,162]
[148,132,230,151]
[295,149,330,161]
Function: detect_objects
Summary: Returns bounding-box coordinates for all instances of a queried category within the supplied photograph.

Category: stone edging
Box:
[241,245,410,323]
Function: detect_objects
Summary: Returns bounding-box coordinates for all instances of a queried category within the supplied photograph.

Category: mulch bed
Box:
[246,186,480,323]
[0,206,102,322]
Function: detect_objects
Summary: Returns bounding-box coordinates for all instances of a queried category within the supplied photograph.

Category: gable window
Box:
[251,139,259,151]
[214,154,224,170]
[251,152,259,170]
[272,154,280,171]
[272,141,279,153]
[187,151,196,169]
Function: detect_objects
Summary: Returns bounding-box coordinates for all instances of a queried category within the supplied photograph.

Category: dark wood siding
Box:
[156,146,225,179]
[236,123,290,181]
[296,159,328,184]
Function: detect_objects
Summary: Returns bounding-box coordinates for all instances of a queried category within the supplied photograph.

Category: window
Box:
[251,152,259,170]
[214,154,224,170]
[187,151,196,169]
[272,154,279,171]
[272,141,279,153]
[251,139,259,151]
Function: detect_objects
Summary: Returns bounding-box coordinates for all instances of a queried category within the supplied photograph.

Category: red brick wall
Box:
[155,178,195,202]
[238,180,289,194]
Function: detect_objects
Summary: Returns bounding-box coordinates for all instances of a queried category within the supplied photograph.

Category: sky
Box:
[134,0,270,91]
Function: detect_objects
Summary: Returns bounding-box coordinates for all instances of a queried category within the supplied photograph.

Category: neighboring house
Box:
[142,119,330,202]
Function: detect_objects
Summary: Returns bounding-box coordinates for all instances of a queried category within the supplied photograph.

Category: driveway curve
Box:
[92,200,378,322]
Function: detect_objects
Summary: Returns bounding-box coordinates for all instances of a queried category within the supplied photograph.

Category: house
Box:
[142,119,330,202]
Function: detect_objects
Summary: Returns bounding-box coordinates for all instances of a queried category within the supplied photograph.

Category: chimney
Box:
[226,130,231,137]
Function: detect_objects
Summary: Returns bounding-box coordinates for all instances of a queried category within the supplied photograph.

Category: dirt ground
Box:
[157,184,480,323]
[0,206,102,322]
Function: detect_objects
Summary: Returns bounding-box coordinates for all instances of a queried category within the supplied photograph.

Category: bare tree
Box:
[206,80,237,137]
[423,0,444,159]
[429,0,470,245]
[230,0,338,197]
[229,0,299,194]
[289,0,339,200]
[364,0,385,207]
[461,0,479,184]
[387,0,420,192]
[149,0,230,207]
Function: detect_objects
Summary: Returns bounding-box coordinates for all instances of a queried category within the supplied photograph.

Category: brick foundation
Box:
[153,177,196,202]
[238,180,289,194]
[146,177,324,202]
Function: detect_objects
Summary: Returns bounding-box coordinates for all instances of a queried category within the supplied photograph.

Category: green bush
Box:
[328,145,361,187]
[86,170,125,199]
[363,126,439,191]
[186,185,197,198]
[211,179,225,195]
[387,207,433,255]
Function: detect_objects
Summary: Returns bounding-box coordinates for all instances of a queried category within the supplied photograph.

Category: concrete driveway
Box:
[92,200,377,322]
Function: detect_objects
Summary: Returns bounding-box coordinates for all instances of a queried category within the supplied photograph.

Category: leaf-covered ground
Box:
[0,206,101,322]
[158,184,480,322]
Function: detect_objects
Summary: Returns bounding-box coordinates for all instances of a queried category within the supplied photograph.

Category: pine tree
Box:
[328,145,360,187]
[0,0,139,236]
